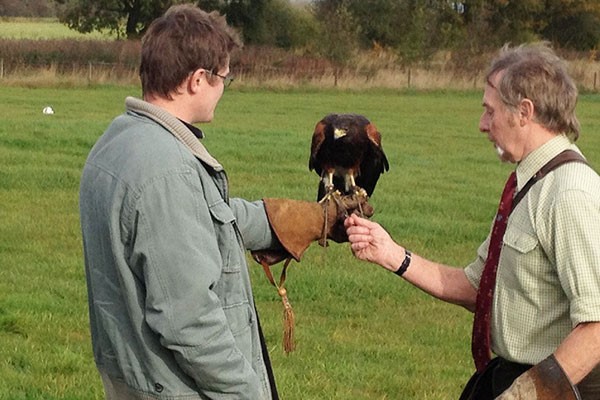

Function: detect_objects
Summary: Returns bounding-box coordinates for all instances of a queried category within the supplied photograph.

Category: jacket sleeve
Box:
[131,171,262,399]
[229,197,280,251]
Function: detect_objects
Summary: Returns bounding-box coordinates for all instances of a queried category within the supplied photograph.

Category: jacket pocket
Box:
[222,303,253,362]
[209,199,235,224]
[208,200,242,273]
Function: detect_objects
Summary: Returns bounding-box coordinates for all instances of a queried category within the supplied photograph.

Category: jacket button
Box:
[154,383,164,393]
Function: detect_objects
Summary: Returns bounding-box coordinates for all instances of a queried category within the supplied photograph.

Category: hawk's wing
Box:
[355,122,389,196]
[308,120,327,174]
[366,122,389,173]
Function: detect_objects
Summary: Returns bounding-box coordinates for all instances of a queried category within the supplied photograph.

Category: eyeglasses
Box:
[207,70,234,88]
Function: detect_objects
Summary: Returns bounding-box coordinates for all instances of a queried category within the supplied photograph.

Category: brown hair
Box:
[486,42,580,141]
[139,4,242,99]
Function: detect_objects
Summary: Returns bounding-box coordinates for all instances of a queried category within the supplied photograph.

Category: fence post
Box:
[88,62,93,81]
[1,58,3,79]
[594,71,597,91]
[407,68,411,88]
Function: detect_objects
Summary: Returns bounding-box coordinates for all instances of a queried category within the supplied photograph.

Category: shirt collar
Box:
[515,134,578,191]
[179,119,204,139]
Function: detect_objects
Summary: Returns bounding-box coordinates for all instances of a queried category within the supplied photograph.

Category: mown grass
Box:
[0,17,115,40]
[2,85,600,399]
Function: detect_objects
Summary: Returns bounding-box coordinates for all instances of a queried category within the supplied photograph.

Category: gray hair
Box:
[485,42,580,141]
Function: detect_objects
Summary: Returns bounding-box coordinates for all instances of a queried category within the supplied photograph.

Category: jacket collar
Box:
[125,96,223,171]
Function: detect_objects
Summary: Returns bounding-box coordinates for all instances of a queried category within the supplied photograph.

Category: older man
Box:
[345,43,600,399]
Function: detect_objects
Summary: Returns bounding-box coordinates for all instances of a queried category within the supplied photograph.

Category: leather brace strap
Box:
[259,257,292,291]
[512,150,589,210]
[258,257,296,353]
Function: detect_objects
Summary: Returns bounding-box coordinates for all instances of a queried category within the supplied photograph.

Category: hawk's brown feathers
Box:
[309,113,389,201]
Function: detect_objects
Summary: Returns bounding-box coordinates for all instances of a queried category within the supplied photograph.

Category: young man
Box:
[79,5,366,399]
[345,43,600,399]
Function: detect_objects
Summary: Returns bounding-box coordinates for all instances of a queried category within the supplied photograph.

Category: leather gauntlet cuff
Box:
[528,355,581,400]
[500,355,582,400]
[261,198,324,262]
[251,249,291,267]
[253,196,374,266]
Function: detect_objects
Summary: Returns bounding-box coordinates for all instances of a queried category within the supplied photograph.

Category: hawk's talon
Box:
[348,185,368,217]
[349,185,368,199]
[318,186,341,204]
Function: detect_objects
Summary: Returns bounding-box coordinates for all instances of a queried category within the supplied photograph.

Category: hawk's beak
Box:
[333,128,347,139]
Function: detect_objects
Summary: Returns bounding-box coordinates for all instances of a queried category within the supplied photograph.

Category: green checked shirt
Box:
[465,134,600,365]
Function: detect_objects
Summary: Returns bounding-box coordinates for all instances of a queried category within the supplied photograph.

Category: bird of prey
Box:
[309,113,389,202]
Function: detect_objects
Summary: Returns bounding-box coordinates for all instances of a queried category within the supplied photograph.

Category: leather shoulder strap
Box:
[537,149,588,178]
[512,150,589,210]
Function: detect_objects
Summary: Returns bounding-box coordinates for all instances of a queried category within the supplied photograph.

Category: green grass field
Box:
[2,85,600,399]
[0,18,115,40]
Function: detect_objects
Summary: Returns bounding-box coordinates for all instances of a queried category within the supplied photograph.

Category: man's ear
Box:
[188,68,206,93]
[519,98,535,126]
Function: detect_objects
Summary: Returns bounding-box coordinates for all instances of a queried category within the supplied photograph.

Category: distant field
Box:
[0,17,115,40]
[2,88,600,398]
[3,18,600,92]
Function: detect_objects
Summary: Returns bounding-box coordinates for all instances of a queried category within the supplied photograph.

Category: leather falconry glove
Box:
[250,194,373,354]
[495,355,582,400]
[252,194,374,265]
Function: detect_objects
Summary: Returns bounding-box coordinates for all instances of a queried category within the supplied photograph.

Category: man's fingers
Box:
[346,213,372,228]
[346,225,370,236]
[344,215,356,228]
[347,232,373,245]
[350,240,369,250]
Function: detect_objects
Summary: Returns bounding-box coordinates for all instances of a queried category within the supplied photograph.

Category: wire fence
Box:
[1,58,600,92]
[0,59,138,81]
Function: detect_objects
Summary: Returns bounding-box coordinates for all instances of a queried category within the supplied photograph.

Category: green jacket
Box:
[79,97,277,399]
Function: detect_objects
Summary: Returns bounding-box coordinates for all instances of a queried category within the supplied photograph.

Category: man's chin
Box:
[495,146,511,163]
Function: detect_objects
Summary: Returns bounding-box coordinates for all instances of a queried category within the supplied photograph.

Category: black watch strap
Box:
[394,249,412,276]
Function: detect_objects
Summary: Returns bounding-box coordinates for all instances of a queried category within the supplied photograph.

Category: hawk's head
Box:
[333,128,347,139]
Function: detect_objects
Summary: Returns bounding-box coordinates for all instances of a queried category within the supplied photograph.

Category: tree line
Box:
[2,0,600,66]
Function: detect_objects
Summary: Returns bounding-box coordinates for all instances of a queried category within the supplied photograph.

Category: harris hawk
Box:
[309,113,389,203]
